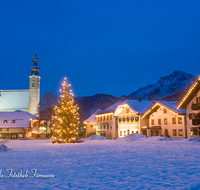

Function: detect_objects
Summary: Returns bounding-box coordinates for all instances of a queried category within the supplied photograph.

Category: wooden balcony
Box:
[192,119,200,125]
[191,104,200,110]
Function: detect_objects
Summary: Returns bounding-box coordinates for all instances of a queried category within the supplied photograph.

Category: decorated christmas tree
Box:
[52,78,80,143]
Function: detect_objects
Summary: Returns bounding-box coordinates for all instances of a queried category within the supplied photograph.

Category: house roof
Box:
[84,109,101,122]
[177,76,200,109]
[142,101,185,119]
[121,100,154,114]
[0,90,30,110]
[95,101,123,115]
[0,110,37,128]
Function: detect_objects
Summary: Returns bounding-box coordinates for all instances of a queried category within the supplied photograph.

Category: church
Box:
[0,53,41,139]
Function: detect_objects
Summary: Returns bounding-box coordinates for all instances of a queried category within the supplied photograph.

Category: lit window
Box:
[103,116,105,121]
[126,117,130,122]
[131,117,134,122]
[100,116,102,121]
[107,115,109,120]
[3,120,7,123]
[124,131,126,136]
[97,117,99,121]
[135,116,139,122]
[119,118,122,123]
[173,129,177,136]
[172,118,176,124]
[178,117,182,124]
[120,131,122,136]
[110,115,112,120]
[164,118,167,125]
[163,108,167,114]
[123,118,125,123]
[11,120,15,123]
[179,129,183,136]
[100,125,102,129]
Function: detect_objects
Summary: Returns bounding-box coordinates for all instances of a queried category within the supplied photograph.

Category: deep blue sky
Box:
[0,0,200,98]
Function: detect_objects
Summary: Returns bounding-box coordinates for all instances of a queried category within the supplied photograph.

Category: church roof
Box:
[0,90,30,111]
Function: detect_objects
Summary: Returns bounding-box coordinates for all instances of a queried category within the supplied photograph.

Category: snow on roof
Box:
[0,110,37,128]
[122,100,154,114]
[0,90,30,110]
[157,101,185,114]
[95,101,123,115]
[84,109,101,122]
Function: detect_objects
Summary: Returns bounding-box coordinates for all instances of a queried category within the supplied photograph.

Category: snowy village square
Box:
[1,1,200,190]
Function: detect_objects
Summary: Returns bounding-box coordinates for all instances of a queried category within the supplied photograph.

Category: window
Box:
[189,114,192,119]
[103,116,105,121]
[164,118,167,125]
[151,119,154,125]
[3,120,7,123]
[100,125,102,129]
[127,130,130,136]
[123,118,125,123]
[6,128,9,131]
[126,117,130,122]
[110,115,112,120]
[103,125,105,129]
[179,129,183,136]
[132,131,134,134]
[172,118,176,124]
[143,130,147,136]
[151,130,154,136]
[90,125,93,128]
[163,108,167,114]
[119,118,122,123]
[131,117,134,122]
[107,115,109,120]
[173,129,177,136]
[136,131,138,134]
[120,131,122,136]
[100,116,102,121]
[107,125,109,130]
[155,130,159,136]
[0,128,2,131]
[178,117,182,124]
[32,83,35,87]
[11,120,15,123]
[158,119,161,125]
[97,117,99,121]
[124,131,126,136]
[135,116,139,122]
[110,124,112,130]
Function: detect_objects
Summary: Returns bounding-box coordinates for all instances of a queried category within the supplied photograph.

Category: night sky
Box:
[0,0,200,98]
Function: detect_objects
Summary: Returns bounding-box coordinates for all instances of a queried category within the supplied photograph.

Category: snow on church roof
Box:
[0,90,30,110]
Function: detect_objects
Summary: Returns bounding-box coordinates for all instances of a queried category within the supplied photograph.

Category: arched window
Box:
[3,120,7,123]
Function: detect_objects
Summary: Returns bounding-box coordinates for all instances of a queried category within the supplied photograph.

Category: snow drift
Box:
[0,144,10,151]
[116,133,148,141]
[82,135,109,141]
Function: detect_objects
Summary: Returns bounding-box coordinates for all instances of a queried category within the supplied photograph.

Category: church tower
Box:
[28,52,41,116]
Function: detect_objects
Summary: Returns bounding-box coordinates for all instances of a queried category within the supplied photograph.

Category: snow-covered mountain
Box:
[127,71,196,100]
[76,71,197,125]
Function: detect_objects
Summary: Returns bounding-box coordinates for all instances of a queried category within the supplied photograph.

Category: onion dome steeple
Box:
[31,52,40,75]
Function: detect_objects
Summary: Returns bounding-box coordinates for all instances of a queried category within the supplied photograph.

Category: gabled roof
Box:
[122,100,154,114]
[0,90,30,110]
[142,101,185,119]
[95,101,123,115]
[177,76,200,109]
[0,110,37,128]
[84,109,101,122]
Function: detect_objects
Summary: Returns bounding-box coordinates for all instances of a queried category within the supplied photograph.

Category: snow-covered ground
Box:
[1,135,200,189]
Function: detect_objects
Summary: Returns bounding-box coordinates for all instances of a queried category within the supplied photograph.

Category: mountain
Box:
[127,71,196,100]
[76,71,197,126]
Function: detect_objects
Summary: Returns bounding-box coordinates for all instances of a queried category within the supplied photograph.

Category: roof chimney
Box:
[137,97,141,102]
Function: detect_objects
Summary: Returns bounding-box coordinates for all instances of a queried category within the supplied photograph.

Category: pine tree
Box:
[52,78,80,143]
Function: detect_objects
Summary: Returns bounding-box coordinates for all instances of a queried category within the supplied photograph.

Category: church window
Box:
[3,120,7,123]
[32,83,35,87]
[11,120,15,123]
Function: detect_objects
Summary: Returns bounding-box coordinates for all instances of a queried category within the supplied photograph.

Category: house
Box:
[95,101,123,139]
[0,110,37,139]
[142,101,186,138]
[177,76,200,138]
[113,99,154,138]
[84,109,101,137]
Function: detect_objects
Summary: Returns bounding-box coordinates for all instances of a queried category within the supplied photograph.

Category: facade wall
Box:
[186,90,200,138]
[85,122,96,137]
[96,113,115,139]
[148,106,186,138]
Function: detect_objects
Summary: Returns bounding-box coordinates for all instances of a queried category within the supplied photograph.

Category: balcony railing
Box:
[191,104,200,110]
[192,119,200,125]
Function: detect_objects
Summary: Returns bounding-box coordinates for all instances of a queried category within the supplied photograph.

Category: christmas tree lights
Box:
[52,78,80,143]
